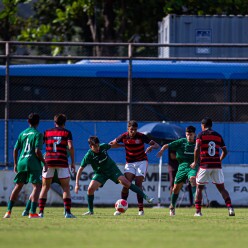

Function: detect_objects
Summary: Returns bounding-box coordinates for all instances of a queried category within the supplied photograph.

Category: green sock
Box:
[7,200,15,212]
[30,202,38,214]
[25,200,32,212]
[129,184,146,199]
[192,186,196,201]
[171,193,179,208]
[87,195,94,212]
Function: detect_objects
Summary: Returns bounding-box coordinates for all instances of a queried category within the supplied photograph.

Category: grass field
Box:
[1,206,247,248]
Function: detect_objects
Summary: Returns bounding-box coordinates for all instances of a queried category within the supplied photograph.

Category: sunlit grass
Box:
[1,206,247,248]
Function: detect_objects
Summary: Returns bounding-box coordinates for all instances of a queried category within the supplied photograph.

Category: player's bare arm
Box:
[220,146,228,161]
[68,140,76,173]
[75,166,84,194]
[35,148,48,172]
[191,142,200,169]
[145,140,159,154]
[156,144,169,158]
[13,148,19,173]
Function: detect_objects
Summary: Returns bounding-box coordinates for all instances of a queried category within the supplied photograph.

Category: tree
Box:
[0,0,31,41]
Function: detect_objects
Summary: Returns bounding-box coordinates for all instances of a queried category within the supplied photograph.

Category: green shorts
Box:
[92,165,123,187]
[174,165,198,185]
[14,170,42,184]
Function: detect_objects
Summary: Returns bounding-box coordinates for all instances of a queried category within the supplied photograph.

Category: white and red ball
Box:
[115,199,128,213]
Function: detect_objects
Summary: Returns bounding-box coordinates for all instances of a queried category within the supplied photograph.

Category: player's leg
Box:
[213,169,235,216]
[38,177,52,217]
[118,175,154,203]
[122,163,136,200]
[188,168,197,202]
[194,168,209,216]
[135,176,144,215]
[83,179,102,215]
[38,167,55,216]
[169,167,187,215]
[3,171,27,218]
[169,182,184,215]
[28,183,42,218]
[3,182,24,218]
[122,172,135,200]
[22,197,32,216]
[28,169,42,218]
[135,161,147,215]
[58,168,76,218]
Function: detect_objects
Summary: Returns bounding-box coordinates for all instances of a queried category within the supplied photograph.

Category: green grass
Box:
[1,206,247,248]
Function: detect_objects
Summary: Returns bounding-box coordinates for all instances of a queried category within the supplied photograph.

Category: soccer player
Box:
[3,113,47,219]
[38,114,76,218]
[191,117,235,217]
[109,120,159,216]
[156,126,198,216]
[74,136,154,215]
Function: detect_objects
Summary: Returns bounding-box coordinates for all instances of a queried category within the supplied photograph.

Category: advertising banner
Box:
[0,164,247,206]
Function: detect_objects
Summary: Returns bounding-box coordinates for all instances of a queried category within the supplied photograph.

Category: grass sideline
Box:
[1,206,247,248]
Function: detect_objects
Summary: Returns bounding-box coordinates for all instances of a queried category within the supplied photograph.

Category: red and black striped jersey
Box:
[116,132,151,163]
[196,129,226,169]
[44,127,72,168]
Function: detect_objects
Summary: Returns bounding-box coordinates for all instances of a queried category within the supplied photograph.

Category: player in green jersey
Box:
[3,113,47,219]
[74,136,154,215]
[156,126,197,216]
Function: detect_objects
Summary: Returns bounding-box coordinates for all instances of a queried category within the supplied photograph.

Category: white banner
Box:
[0,164,247,206]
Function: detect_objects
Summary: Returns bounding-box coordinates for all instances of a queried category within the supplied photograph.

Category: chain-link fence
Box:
[0,41,248,166]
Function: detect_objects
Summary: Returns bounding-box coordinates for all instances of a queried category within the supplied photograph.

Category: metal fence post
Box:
[4,42,10,169]
[127,43,133,122]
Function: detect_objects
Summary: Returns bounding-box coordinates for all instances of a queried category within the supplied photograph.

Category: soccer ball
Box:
[115,199,128,213]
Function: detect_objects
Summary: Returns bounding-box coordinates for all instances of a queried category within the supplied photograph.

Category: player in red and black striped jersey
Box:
[38,114,76,218]
[191,117,235,217]
[110,120,159,216]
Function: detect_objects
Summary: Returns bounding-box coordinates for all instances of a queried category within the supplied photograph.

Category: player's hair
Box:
[88,136,100,146]
[201,117,212,128]
[54,114,67,126]
[186,125,196,133]
[128,120,138,128]
[28,113,40,126]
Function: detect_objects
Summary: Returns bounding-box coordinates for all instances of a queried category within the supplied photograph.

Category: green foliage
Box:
[164,0,248,15]
[1,206,248,248]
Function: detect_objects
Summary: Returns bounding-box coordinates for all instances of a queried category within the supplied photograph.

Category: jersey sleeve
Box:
[196,132,202,145]
[35,132,44,150]
[142,133,151,144]
[115,133,125,143]
[67,130,73,141]
[168,139,182,150]
[100,143,111,150]
[80,152,91,168]
[14,135,21,150]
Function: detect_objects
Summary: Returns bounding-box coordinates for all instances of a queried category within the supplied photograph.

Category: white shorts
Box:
[196,168,224,185]
[124,160,148,178]
[42,167,70,179]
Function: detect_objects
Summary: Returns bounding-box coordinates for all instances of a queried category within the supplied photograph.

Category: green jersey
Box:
[168,138,195,167]
[14,127,43,171]
[80,143,116,173]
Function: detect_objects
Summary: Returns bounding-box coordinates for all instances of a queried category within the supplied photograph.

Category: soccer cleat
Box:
[228,207,235,216]
[194,212,203,217]
[38,213,44,218]
[138,210,144,216]
[114,211,121,216]
[28,213,41,218]
[146,196,154,204]
[169,208,175,216]
[65,213,76,218]
[3,211,11,218]
[83,211,94,216]
[22,210,29,216]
